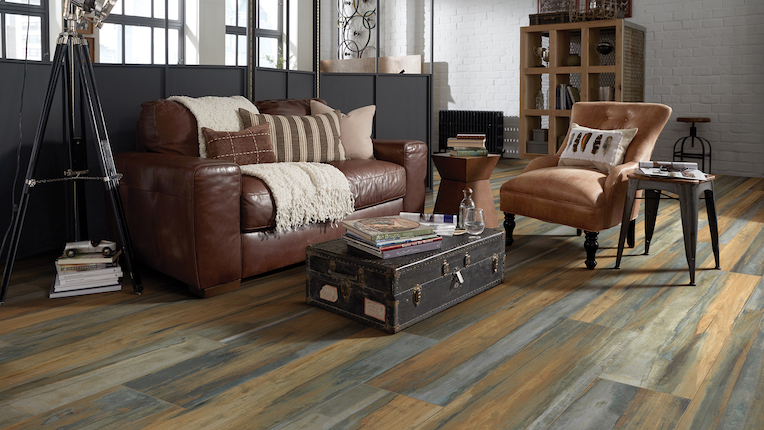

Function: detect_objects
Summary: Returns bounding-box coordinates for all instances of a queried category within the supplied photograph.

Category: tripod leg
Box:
[62,41,89,241]
[1,44,68,304]
[73,42,143,295]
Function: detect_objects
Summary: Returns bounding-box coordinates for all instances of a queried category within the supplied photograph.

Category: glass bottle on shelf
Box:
[535,88,545,110]
[457,187,475,230]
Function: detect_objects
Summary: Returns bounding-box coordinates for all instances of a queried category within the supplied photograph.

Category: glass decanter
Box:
[457,187,475,230]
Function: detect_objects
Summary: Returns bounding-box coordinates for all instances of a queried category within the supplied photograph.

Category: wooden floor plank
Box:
[281,385,442,430]
[675,309,764,430]
[276,384,396,430]
[725,207,764,276]
[137,331,437,430]
[124,310,365,408]
[339,393,442,430]
[600,271,760,398]
[418,319,638,430]
[0,335,223,427]
[546,378,690,430]
[2,386,181,430]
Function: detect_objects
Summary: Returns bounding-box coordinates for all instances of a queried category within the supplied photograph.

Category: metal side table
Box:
[614,173,721,285]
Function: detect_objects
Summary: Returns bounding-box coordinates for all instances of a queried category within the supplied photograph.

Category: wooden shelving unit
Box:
[519,19,645,158]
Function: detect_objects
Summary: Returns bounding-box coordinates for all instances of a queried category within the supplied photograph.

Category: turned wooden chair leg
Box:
[627,219,636,248]
[503,213,515,246]
[584,231,599,269]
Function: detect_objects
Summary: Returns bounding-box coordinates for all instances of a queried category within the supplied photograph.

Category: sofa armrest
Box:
[115,152,243,297]
[372,139,427,213]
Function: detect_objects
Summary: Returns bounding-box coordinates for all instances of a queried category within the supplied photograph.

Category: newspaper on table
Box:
[637,161,707,181]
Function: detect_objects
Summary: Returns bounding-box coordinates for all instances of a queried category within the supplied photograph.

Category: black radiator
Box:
[438,110,504,153]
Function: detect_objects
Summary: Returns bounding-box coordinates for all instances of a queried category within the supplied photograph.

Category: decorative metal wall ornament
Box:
[338,0,377,59]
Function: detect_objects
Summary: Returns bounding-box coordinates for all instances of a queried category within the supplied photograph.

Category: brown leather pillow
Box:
[201,124,276,165]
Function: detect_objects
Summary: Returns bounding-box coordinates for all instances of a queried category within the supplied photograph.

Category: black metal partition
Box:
[320,73,433,188]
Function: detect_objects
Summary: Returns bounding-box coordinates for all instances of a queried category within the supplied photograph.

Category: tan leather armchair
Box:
[500,102,672,269]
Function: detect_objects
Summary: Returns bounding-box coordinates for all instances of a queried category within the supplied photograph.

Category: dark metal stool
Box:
[673,117,711,173]
[615,174,720,286]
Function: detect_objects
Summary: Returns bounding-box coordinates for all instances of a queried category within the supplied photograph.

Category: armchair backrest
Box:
[556,102,673,163]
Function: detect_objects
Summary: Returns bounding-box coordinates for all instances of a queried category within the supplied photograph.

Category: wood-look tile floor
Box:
[1,158,763,429]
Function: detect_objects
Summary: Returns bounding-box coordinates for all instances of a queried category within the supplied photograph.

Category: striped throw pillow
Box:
[239,108,345,162]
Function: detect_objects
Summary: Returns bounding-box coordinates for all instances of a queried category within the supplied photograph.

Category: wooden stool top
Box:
[677,117,710,123]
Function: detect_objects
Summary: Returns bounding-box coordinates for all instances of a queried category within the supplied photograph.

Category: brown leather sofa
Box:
[114,98,427,297]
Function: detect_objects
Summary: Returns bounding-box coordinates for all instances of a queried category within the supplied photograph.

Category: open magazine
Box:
[399,212,458,236]
[637,161,708,181]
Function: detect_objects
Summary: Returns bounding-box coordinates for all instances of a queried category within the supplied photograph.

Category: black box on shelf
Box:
[526,140,549,154]
[532,129,549,141]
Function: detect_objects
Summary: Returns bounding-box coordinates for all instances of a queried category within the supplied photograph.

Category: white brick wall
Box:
[630,0,764,176]
[384,0,764,176]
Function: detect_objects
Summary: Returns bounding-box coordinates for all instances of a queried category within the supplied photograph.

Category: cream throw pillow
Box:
[558,123,639,173]
[311,100,376,160]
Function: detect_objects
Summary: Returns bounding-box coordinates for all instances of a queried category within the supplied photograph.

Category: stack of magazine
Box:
[50,247,123,298]
[341,216,443,259]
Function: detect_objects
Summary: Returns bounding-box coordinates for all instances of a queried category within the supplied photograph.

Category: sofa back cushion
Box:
[136,99,199,157]
[136,97,329,157]
[254,98,326,116]
[239,109,345,162]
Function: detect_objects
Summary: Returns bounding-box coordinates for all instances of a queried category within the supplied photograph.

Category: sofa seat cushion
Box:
[241,159,406,231]
[499,165,614,231]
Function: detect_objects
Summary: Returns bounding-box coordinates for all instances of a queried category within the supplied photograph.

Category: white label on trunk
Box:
[319,284,338,303]
[364,298,386,321]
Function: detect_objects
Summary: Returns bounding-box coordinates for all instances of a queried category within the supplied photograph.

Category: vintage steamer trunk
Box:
[306,229,505,333]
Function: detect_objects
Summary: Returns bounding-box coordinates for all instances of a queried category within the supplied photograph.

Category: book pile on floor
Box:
[341,215,443,259]
[446,133,488,156]
[50,248,123,298]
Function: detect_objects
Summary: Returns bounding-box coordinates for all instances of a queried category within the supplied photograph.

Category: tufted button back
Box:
[556,102,673,164]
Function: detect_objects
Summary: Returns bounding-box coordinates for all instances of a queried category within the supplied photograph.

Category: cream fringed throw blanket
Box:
[240,162,355,232]
[168,95,257,158]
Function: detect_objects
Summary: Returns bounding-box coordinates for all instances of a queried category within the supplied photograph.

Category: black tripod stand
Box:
[0,19,142,304]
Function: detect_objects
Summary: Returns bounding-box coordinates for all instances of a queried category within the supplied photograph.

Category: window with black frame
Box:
[100,0,183,64]
[256,0,284,68]
[224,0,246,65]
[0,0,48,61]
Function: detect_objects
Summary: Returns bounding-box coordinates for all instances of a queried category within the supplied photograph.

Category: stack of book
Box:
[446,133,489,156]
[556,84,580,110]
[50,249,123,298]
[341,215,443,259]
